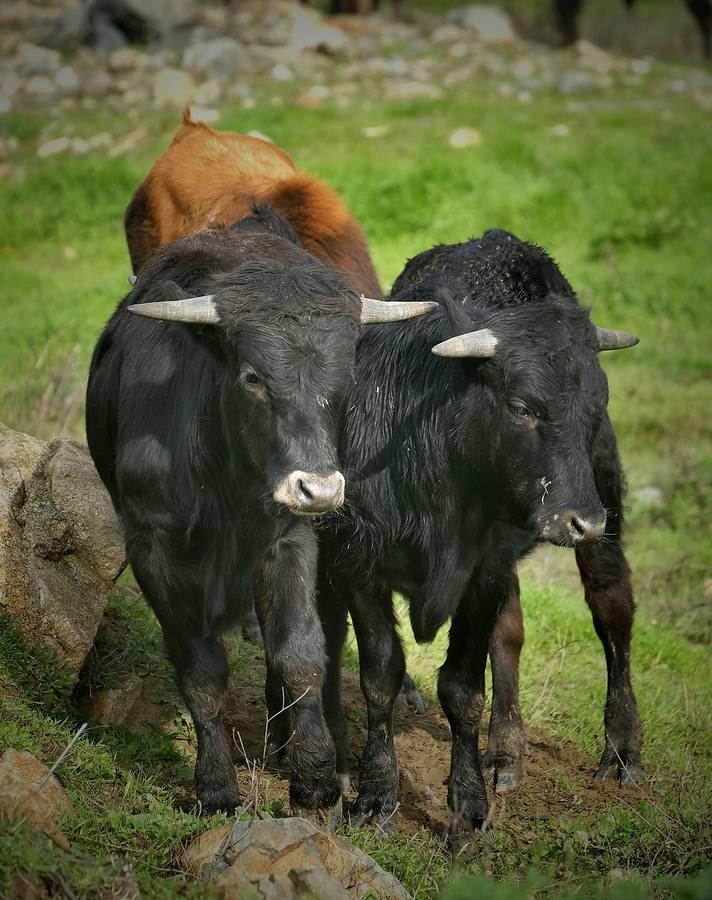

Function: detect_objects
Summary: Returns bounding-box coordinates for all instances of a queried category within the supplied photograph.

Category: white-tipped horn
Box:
[127,295,219,325]
[360,296,439,325]
[431,328,498,358]
[128,274,137,286]
[595,327,639,351]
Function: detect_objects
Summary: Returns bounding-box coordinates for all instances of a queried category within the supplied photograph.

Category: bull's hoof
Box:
[290,771,342,821]
[445,811,490,858]
[393,673,427,715]
[196,785,241,817]
[481,752,523,794]
[292,796,343,831]
[349,788,398,831]
[594,751,643,787]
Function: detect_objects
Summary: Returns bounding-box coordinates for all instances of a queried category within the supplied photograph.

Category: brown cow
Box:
[125,110,383,298]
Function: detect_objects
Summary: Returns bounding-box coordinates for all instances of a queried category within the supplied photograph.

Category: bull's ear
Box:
[128,294,220,325]
[595,327,639,351]
[431,328,498,358]
[360,296,438,324]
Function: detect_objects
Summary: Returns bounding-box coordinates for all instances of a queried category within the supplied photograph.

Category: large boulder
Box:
[0,425,125,676]
[182,817,412,899]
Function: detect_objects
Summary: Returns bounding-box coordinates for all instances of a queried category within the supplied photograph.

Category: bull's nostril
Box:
[569,515,586,539]
[297,479,314,503]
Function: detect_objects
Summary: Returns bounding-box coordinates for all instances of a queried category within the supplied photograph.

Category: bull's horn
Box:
[431,328,498,358]
[596,327,639,351]
[128,274,137,286]
[360,296,438,324]
[127,295,219,325]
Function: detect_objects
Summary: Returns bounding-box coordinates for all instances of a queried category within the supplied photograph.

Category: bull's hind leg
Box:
[577,414,643,786]
[483,580,526,793]
[130,544,239,815]
[349,581,405,831]
[258,527,341,820]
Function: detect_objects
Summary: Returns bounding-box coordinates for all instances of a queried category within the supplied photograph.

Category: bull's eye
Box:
[508,399,536,423]
[239,367,263,392]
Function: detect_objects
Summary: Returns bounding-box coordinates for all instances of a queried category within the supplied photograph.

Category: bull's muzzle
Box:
[542,507,607,546]
[273,470,345,515]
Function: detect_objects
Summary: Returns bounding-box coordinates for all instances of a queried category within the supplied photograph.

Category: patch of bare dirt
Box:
[121,642,647,834]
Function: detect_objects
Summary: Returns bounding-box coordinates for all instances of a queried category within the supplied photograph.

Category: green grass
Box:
[1,35,710,900]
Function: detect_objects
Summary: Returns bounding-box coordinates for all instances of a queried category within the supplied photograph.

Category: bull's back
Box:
[125,115,383,298]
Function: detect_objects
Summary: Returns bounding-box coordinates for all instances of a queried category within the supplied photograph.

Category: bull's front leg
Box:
[349,580,405,831]
[438,575,508,836]
[258,526,341,819]
[130,543,239,816]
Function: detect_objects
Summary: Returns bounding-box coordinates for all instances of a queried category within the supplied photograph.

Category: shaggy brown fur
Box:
[124,111,383,298]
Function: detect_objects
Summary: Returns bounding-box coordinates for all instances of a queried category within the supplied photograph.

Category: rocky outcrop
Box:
[182,817,412,899]
[0,425,125,676]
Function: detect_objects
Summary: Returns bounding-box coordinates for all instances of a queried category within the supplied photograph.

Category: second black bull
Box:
[309,228,643,832]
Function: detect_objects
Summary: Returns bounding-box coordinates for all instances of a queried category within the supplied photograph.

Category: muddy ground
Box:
[121,624,648,840]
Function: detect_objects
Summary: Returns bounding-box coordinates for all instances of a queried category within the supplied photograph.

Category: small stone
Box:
[16,42,61,76]
[630,58,651,75]
[63,246,77,261]
[182,38,245,80]
[194,79,221,105]
[189,106,219,124]
[511,57,536,80]
[70,139,89,155]
[109,48,146,73]
[448,126,482,149]
[87,132,112,149]
[242,96,256,109]
[153,68,196,108]
[551,123,570,137]
[362,124,391,139]
[0,97,11,115]
[25,75,56,98]
[432,24,465,44]
[446,5,516,44]
[37,137,70,158]
[0,73,21,99]
[108,129,147,158]
[271,63,294,82]
[558,69,596,95]
[384,80,442,101]
[87,675,144,726]
[54,66,79,93]
[631,486,664,508]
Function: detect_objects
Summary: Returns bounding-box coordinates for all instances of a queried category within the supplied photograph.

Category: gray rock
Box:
[24,75,57,98]
[558,69,597,94]
[182,37,244,80]
[152,66,196,107]
[14,41,62,76]
[631,486,664,508]
[446,4,516,43]
[0,426,126,676]
[182,817,412,899]
[54,66,80,93]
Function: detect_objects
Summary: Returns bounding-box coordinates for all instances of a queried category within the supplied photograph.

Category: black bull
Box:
[304,229,643,833]
[85,210,435,815]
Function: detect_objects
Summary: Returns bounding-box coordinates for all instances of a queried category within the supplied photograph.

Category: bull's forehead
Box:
[238,318,358,390]
[491,306,608,413]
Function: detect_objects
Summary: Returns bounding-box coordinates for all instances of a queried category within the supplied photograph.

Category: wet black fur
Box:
[318,229,642,830]
[86,207,359,815]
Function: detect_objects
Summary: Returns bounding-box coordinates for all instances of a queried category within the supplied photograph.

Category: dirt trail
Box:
[126,645,644,834]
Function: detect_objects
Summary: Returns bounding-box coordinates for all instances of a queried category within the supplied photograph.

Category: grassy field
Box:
[1,28,711,900]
